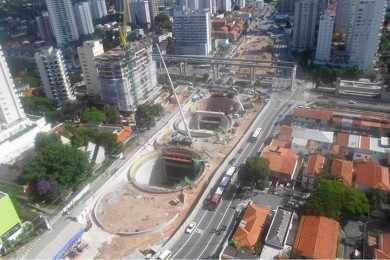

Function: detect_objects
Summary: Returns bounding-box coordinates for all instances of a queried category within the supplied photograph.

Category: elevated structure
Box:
[153,54,297,89]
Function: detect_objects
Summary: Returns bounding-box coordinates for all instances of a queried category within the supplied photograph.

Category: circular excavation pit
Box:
[130,147,204,192]
[175,95,239,138]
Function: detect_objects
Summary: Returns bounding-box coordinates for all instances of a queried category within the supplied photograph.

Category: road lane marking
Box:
[197,190,237,260]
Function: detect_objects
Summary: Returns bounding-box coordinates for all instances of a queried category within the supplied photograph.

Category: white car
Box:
[185,222,197,234]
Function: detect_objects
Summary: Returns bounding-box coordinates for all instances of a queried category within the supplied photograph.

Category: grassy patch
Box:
[0,182,38,221]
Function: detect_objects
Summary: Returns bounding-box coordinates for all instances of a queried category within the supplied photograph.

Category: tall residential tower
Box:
[45,0,79,47]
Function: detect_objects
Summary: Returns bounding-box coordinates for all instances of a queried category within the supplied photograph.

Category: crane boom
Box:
[120,0,130,48]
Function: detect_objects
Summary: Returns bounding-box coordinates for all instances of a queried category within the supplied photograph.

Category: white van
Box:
[157,249,172,260]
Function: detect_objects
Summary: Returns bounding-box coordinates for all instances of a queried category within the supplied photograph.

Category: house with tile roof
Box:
[232,203,271,252]
[374,233,390,259]
[293,215,340,259]
[301,154,326,190]
[331,159,354,187]
[354,160,390,192]
[261,146,299,182]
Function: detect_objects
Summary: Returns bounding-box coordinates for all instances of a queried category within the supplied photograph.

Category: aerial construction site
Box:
[78,84,265,258]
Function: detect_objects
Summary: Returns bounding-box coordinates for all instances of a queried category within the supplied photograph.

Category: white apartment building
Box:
[95,43,158,112]
[74,1,95,35]
[174,11,212,55]
[292,0,319,51]
[314,9,335,64]
[0,47,26,128]
[336,78,383,98]
[35,47,75,105]
[346,0,386,71]
[77,40,105,96]
[45,0,79,47]
[88,0,107,20]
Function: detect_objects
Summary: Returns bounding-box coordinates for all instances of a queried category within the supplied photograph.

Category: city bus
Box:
[249,128,262,143]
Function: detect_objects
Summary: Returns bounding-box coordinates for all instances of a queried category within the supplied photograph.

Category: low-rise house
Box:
[261,146,299,182]
[331,159,353,187]
[260,207,297,259]
[301,154,326,190]
[232,203,271,252]
[354,160,390,192]
[293,215,340,259]
[373,233,390,259]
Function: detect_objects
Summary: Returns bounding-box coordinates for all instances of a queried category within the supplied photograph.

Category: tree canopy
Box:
[80,107,106,124]
[135,104,163,129]
[20,133,91,203]
[239,157,270,190]
[302,179,370,221]
[21,96,60,122]
[103,105,120,124]
[154,14,172,33]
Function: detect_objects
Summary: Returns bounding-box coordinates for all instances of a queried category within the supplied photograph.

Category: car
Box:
[185,222,197,234]
[237,148,243,154]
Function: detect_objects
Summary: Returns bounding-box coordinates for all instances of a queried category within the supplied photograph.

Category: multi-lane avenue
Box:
[161,85,300,259]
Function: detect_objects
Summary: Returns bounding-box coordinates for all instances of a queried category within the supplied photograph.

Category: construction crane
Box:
[119,0,130,49]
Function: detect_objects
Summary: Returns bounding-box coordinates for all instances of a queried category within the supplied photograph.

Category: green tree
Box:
[135,104,163,129]
[302,179,370,221]
[21,96,60,122]
[103,105,120,124]
[154,14,172,33]
[21,134,91,203]
[95,132,119,154]
[80,107,106,124]
[239,157,270,189]
[35,133,61,151]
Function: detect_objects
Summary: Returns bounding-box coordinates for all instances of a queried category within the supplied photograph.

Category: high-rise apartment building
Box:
[77,40,105,96]
[314,9,335,64]
[74,1,95,35]
[334,0,351,34]
[45,0,79,47]
[35,47,75,105]
[0,47,26,127]
[148,0,161,20]
[129,0,152,29]
[292,0,319,51]
[346,0,386,70]
[88,0,108,20]
[279,0,294,14]
[95,43,158,112]
[36,11,55,43]
[217,0,231,12]
[173,11,212,55]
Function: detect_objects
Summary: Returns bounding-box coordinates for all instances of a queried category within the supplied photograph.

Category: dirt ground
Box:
[233,35,273,76]
[95,184,181,234]
[93,99,264,259]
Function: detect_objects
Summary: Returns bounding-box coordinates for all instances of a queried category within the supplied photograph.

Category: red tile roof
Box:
[331,159,353,187]
[354,160,390,191]
[232,203,271,249]
[336,132,349,147]
[278,125,292,141]
[261,146,299,178]
[116,127,133,144]
[292,108,333,122]
[306,154,326,176]
[270,138,291,149]
[375,233,390,259]
[293,216,340,259]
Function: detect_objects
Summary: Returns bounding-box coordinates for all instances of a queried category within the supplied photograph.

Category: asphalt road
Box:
[168,90,297,259]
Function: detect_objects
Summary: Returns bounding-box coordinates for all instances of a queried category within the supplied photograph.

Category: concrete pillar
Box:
[250,67,255,85]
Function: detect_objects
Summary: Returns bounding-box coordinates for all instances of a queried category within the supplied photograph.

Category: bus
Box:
[249,128,262,143]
